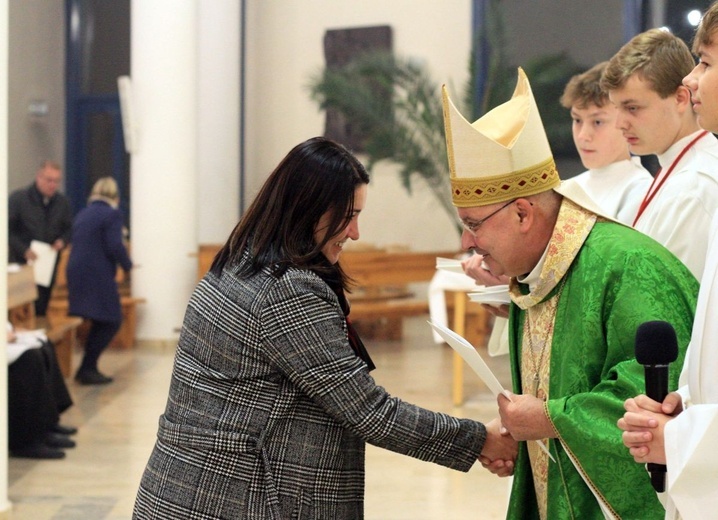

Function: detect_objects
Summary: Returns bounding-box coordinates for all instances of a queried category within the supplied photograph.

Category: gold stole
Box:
[509,198,597,519]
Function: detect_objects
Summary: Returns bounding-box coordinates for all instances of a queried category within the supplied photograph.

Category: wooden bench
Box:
[8,264,83,378]
[339,248,448,339]
[197,243,220,282]
[196,244,489,343]
[339,248,489,342]
[344,249,501,405]
[46,247,146,350]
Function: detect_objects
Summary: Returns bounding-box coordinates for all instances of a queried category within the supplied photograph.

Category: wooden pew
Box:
[8,265,82,378]
[46,247,146,350]
[197,243,220,282]
[196,244,489,343]
[340,248,490,344]
[340,248,449,339]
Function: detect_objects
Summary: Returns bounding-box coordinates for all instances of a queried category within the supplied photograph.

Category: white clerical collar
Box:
[657,130,706,170]
[516,243,550,292]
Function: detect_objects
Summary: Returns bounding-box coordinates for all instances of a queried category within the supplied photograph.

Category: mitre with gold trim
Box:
[442,67,561,208]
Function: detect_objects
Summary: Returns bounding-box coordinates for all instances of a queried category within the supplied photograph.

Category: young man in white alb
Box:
[602,28,718,279]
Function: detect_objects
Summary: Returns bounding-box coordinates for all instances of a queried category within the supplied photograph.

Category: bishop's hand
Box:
[498,392,555,441]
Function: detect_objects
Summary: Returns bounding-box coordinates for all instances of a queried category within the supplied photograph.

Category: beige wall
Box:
[244,0,472,252]
[4,0,631,252]
[241,0,629,253]
[7,0,65,191]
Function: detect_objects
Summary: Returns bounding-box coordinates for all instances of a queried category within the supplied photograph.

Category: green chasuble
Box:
[506,204,698,520]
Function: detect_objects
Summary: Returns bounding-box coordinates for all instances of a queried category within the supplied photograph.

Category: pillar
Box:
[130,0,198,341]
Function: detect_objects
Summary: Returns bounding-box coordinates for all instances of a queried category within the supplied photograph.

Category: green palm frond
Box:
[309,51,456,224]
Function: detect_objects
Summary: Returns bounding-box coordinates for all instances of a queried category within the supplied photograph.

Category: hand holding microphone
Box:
[633,320,679,493]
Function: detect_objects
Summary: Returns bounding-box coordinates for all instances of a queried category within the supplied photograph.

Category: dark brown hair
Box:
[693,2,718,53]
[211,137,370,289]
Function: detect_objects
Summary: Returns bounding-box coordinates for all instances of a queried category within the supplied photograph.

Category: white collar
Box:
[517,243,550,292]
[656,129,706,170]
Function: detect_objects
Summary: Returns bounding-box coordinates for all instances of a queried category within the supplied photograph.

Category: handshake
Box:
[476,391,557,477]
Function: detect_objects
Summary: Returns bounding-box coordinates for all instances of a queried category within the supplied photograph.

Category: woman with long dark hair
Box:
[134,137,514,519]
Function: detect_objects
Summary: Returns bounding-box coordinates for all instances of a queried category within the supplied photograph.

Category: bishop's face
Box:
[458,199,532,278]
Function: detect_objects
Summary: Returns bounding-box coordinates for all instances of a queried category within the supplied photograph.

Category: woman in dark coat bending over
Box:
[67,177,133,385]
[133,137,515,519]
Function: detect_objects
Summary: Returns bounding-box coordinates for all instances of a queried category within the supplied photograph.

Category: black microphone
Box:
[634,320,679,493]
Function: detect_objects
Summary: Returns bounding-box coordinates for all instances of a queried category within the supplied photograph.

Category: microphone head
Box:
[635,321,679,365]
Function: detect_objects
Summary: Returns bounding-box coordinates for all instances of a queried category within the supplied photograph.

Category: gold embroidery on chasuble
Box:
[509,198,597,520]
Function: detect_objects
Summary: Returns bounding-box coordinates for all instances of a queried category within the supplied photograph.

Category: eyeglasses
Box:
[460,199,515,236]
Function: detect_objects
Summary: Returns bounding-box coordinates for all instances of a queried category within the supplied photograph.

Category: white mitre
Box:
[442,67,560,208]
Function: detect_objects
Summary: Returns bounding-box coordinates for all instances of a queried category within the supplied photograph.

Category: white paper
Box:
[468,285,511,306]
[6,329,46,364]
[427,268,480,344]
[429,321,509,398]
[436,257,465,274]
[29,240,58,287]
[488,317,510,357]
[428,320,555,462]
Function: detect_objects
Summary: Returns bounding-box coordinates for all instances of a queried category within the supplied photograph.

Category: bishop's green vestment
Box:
[506,200,698,519]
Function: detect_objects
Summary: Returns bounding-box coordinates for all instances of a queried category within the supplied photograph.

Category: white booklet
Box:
[6,328,46,364]
[29,240,58,287]
[428,320,554,462]
[435,257,464,274]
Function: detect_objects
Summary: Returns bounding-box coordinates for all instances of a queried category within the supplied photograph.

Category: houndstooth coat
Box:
[133,261,485,519]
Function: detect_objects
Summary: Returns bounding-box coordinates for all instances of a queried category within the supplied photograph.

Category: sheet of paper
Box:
[468,285,511,306]
[435,257,465,274]
[429,321,509,398]
[6,329,46,365]
[29,240,58,287]
[428,320,555,462]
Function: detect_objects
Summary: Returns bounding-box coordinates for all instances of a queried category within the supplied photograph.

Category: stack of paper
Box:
[436,257,464,274]
[468,285,511,306]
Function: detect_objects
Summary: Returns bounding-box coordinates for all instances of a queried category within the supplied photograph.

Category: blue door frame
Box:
[65,0,130,221]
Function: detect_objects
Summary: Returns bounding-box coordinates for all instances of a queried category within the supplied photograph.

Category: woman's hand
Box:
[479,418,518,477]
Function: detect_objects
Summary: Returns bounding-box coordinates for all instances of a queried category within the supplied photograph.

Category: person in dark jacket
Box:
[7,324,77,459]
[67,177,133,385]
[8,160,73,316]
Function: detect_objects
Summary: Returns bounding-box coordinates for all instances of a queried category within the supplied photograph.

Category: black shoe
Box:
[11,443,65,459]
[75,369,113,385]
[51,423,78,436]
[44,432,76,449]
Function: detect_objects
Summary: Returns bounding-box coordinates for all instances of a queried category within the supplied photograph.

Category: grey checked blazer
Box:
[134,261,485,519]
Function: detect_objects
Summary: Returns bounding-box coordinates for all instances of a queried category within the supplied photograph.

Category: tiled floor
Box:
[8,316,512,519]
